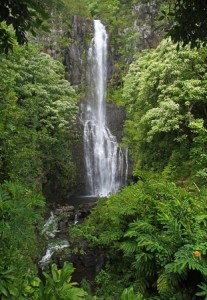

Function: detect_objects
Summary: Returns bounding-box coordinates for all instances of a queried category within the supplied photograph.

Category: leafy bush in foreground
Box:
[71,179,207,299]
[0,181,44,299]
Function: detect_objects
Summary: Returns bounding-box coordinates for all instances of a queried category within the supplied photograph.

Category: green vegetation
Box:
[0,43,78,194]
[0,18,79,299]
[38,262,88,299]
[164,0,207,48]
[1,0,207,299]
[0,0,49,53]
[0,182,44,299]
[123,40,207,184]
[71,180,207,299]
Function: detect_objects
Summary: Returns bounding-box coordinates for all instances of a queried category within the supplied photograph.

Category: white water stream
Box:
[39,212,69,268]
[82,20,128,197]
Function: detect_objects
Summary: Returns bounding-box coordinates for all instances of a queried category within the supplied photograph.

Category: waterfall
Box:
[82,20,128,197]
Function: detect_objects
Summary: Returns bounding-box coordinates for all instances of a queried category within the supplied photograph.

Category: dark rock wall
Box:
[106,103,126,143]
[64,15,93,87]
[133,1,163,50]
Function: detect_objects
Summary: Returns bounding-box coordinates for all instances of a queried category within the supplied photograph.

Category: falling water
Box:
[82,20,128,197]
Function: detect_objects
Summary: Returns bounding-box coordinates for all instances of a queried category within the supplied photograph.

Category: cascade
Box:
[82,20,128,197]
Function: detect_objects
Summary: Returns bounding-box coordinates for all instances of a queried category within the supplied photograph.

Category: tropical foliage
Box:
[0,0,49,53]
[165,0,207,48]
[71,180,207,299]
[123,40,207,183]
[0,181,44,299]
[0,43,78,194]
[38,262,88,300]
[0,37,80,298]
[1,0,207,299]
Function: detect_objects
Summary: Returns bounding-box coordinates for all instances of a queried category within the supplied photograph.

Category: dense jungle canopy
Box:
[1,0,207,299]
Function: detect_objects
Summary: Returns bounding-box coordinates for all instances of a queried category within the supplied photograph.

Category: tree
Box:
[122,40,207,183]
[166,0,207,48]
[0,0,49,53]
[0,43,78,195]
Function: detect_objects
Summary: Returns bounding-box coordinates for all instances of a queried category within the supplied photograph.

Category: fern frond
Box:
[133,252,156,276]
[120,241,139,255]
[157,267,190,300]
[126,220,156,235]
[133,277,149,294]
[136,235,165,253]
[165,244,207,276]
[157,272,174,298]
[196,282,207,299]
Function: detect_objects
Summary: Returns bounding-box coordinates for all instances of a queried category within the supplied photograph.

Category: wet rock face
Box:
[55,205,76,236]
[53,202,97,238]
[64,16,93,86]
[106,103,126,143]
[70,246,105,285]
[133,2,163,49]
